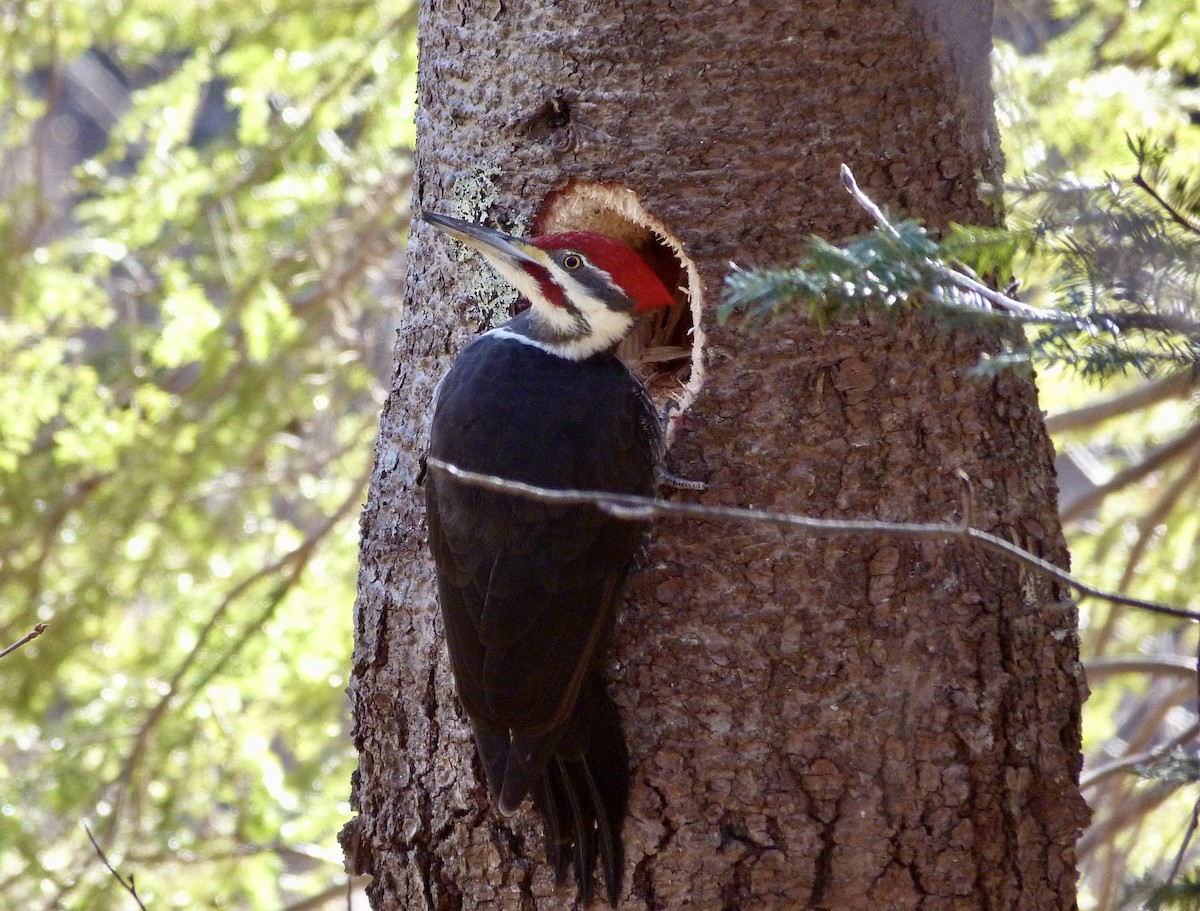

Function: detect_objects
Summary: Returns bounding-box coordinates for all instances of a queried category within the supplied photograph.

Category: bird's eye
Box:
[562,253,584,270]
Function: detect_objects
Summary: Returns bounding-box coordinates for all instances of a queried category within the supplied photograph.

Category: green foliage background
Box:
[2,1,1198,909]
[996,4,1200,908]
[1,2,415,908]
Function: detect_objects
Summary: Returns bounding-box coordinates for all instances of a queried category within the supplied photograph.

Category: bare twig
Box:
[840,163,904,240]
[0,622,48,659]
[426,457,1200,622]
[83,823,149,910]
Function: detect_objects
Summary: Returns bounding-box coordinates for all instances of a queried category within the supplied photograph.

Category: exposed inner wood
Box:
[536,180,704,440]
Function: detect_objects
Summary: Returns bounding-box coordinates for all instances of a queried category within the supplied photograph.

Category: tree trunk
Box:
[342,1,1090,909]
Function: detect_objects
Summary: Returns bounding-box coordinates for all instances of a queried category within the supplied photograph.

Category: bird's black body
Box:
[426,329,661,903]
[420,211,673,904]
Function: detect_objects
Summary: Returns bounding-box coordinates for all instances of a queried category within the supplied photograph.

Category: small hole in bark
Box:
[534,181,704,445]
[523,91,573,148]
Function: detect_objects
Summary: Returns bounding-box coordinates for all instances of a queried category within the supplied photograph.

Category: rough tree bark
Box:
[342,1,1090,909]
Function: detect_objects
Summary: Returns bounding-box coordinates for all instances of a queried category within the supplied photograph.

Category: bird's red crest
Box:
[533,232,675,313]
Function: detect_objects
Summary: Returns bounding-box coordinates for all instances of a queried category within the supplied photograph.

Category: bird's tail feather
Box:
[533,681,629,906]
[472,681,629,905]
[499,730,561,815]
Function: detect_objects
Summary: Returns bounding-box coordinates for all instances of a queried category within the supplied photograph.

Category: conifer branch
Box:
[721,158,1200,380]
[839,164,1054,320]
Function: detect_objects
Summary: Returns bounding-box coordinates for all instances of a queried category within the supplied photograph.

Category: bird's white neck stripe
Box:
[484,326,553,350]
[483,325,611,361]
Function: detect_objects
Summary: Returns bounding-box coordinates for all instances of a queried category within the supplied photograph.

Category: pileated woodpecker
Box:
[421,211,673,904]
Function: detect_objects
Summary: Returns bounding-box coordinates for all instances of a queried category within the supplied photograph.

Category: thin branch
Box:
[1044,370,1198,435]
[1060,421,1200,524]
[1132,170,1200,237]
[83,823,149,911]
[426,457,1199,622]
[1164,796,1200,889]
[1080,720,1200,791]
[1084,655,1199,682]
[0,622,48,659]
[102,456,373,843]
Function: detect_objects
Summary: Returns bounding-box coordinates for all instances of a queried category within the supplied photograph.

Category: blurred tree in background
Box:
[1,0,1197,909]
[996,2,1200,908]
[1,2,414,908]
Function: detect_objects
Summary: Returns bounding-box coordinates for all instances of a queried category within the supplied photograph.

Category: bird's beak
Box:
[421,212,546,270]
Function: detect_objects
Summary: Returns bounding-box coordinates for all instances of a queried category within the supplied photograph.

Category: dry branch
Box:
[0,622,48,660]
[84,823,148,911]
[426,457,1199,622]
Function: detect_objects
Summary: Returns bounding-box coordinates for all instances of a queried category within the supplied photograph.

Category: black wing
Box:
[425,335,658,902]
